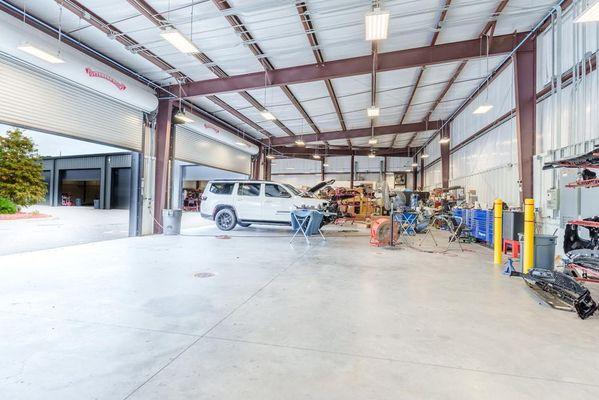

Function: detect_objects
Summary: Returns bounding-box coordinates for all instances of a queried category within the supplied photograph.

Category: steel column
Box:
[441,127,450,189]
[513,39,536,202]
[350,155,355,189]
[153,99,173,234]
[420,159,425,190]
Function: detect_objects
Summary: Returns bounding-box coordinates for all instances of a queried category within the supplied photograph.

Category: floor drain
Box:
[193,272,215,278]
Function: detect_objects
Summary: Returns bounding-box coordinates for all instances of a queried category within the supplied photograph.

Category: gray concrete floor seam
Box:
[0,309,203,338]
[202,335,599,389]
[120,246,313,400]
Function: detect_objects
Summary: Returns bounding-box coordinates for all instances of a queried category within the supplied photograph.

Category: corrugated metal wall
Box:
[174,126,251,175]
[0,56,144,151]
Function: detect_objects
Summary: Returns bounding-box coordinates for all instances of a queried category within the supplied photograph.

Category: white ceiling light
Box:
[411,162,418,167]
[266,154,276,160]
[368,137,378,145]
[473,104,494,115]
[160,28,198,54]
[323,162,329,167]
[365,8,390,41]
[367,106,380,117]
[235,141,248,147]
[575,0,599,23]
[18,43,64,64]
[368,150,376,158]
[312,153,321,160]
[260,110,277,121]
[294,138,305,146]
[439,137,451,144]
[174,110,193,123]
[421,153,430,158]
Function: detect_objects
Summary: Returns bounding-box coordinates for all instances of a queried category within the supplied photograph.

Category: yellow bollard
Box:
[493,199,503,265]
[523,198,535,273]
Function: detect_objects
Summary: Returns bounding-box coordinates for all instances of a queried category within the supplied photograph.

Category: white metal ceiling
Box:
[5,0,560,150]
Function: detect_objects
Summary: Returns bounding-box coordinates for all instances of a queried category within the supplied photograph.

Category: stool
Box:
[503,239,520,259]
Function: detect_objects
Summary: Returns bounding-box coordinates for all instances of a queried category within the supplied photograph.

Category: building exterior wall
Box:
[42,153,132,209]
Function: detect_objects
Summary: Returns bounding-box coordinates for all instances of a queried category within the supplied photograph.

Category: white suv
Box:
[200,180,331,231]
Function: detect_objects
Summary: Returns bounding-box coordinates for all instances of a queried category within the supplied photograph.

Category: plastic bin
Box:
[518,234,557,270]
[93,199,100,209]
[162,209,182,235]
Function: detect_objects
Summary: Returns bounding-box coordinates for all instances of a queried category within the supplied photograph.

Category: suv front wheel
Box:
[215,208,237,231]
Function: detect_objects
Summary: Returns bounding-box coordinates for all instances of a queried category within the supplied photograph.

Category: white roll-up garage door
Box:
[0,57,144,151]
[175,126,251,175]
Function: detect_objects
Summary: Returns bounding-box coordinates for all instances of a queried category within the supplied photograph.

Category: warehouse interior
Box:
[1,0,599,399]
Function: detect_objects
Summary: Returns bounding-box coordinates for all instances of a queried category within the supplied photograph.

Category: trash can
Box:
[75,198,82,206]
[93,199,100,209]
[518,233,557,270]
[162,209,182,235]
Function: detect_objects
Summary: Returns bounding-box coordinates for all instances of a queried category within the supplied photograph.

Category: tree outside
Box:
[0,128,47,211]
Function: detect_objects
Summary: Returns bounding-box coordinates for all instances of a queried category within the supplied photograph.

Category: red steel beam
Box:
[396,0,452,148]
[170,32,528,98]
[126,0,288,137]
[277,147,411,157]
[414,0,512,154]
[514,39,536,202]
[212,0,317,139]
[55,0,269,144]
[266,121,442,146]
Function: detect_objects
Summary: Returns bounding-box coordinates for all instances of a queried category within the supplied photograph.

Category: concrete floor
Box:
[0,207,209,255]
[0,205,129,255]
[1,225,598,399]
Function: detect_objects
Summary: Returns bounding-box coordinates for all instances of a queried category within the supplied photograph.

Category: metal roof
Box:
[3,0,559,154]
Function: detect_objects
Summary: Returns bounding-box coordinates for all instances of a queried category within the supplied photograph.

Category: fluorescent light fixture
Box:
[421,153,430,158]
[368,137,378,145]
[365,8,390,41]
[260,110,277,121]
[473,104,494,115]
[411,162,418,167]
[18,43,64,64]
[174,110,193,123]
[235,141,248,147]
[160,28,198,53]
[266,154,276,160]
[312,153,321,159]
[439,137,451,144]
[575,0,599,23]
[367,106,380,117]
[294,138,305,146]
[368,152,376,158]
[323,163,329,167]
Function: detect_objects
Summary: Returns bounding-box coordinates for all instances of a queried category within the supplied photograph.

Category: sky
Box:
[0,124,125,157]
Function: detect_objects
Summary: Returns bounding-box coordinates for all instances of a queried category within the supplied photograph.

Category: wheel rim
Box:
[218,213,233,229]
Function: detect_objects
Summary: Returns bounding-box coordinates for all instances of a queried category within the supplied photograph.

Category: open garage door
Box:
[0,56,144,151]
[174,126,252,175]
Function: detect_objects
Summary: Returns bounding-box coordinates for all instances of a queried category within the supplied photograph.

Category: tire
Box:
[215,208,237,231]
[237,222,252,228]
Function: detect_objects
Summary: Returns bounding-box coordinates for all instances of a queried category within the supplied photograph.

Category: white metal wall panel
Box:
[450,63,515,148]
[175,127,251,175]
[0,57,143,151]
[423,161,442,191]
[271,158,321,174]
[423,140,440,167]
[449,119,519,207]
